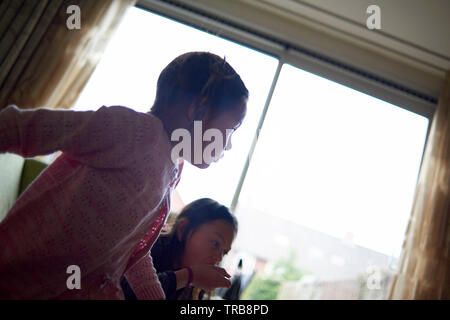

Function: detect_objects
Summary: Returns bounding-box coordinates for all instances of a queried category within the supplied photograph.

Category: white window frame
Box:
[136,0,435,210]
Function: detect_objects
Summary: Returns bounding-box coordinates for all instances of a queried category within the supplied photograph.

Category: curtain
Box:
[0,0,137,111]
[389,71,450,299]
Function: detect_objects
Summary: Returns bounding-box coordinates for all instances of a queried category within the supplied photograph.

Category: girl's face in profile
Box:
[188,98,247,169]
[181,220,236,267]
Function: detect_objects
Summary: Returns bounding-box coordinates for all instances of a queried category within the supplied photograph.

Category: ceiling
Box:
[254,0,450,72]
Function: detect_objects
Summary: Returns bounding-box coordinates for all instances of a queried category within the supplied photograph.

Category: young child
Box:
[0,52,248,299]
[121,198,238,300]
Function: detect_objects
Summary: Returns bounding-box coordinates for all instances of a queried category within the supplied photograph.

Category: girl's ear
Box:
[176,217,189,241]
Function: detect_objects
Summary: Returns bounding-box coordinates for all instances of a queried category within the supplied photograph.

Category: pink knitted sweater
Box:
[0,105,183,299]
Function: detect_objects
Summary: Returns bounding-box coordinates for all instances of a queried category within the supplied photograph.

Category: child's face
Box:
[181,220,236,267]
[189,98,247,168]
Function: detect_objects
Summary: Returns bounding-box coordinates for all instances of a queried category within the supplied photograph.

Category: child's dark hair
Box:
[156,198,238,270]
[151,52,249,117]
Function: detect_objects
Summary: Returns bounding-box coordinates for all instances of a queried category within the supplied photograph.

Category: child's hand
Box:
[190,264,232,291]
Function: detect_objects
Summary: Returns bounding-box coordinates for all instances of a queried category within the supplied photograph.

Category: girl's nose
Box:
[212,254,222,266]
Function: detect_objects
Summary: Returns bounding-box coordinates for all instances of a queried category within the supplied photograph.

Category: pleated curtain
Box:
[0,0,136,111]
[389,71,450,299]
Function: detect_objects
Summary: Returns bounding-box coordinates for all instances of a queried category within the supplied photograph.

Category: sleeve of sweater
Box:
[123,253,166,300]
[0,104,154,168]
[157,271,177,299]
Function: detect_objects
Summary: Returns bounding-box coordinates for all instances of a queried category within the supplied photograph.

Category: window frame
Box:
[136,0,434,211]
[137,0,437,120]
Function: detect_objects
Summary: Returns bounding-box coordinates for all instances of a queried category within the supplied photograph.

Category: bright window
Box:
[232,64,428,299]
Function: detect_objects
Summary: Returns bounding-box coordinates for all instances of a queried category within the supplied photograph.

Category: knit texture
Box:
[0,105,183,299]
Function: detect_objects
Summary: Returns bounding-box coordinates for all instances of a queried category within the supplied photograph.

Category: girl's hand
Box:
[189,264,232,291]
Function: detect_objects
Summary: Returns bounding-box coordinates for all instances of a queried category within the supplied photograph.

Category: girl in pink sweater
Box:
[0,52,248,299]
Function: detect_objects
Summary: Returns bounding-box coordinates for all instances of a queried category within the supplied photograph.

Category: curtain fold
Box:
[389,71,450,300]
[0,0,137,110]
